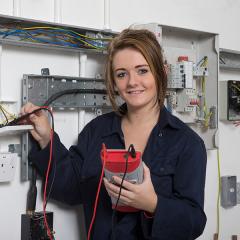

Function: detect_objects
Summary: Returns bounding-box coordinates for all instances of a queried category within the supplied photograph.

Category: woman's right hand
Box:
[21,102,51,149]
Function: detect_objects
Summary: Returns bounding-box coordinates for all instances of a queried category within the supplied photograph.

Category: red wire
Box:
[87,144,106,240]
[43,128,54,240]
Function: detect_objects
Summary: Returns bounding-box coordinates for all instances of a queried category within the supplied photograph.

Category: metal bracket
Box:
[22,74,113,108]
[21,74,121,180]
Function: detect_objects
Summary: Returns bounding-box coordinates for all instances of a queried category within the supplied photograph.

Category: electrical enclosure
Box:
[221,176,237,208]
[219,80,240,121]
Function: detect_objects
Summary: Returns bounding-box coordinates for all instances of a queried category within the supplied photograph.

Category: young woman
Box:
[22,29,207,240]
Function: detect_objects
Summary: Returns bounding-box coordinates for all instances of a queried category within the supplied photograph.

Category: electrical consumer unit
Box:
[219,80,240,121]
[132,23,218,149]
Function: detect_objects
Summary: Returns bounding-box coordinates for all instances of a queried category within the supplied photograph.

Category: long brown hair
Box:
[105,28,167,114]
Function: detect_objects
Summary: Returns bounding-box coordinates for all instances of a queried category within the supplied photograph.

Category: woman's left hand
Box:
[103,162,158,213]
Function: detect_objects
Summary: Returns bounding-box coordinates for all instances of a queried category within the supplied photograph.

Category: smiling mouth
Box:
[127,90,144,94]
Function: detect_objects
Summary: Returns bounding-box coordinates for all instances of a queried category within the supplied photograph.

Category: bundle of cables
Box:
[0,104,17,127]
[0,25,112,50]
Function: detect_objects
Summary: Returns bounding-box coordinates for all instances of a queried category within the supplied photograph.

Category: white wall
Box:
[0,0,240,239]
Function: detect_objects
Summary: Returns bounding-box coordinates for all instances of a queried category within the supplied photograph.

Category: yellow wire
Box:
[21,27,104,50]
[201,76,208,127]
[0,116,15,125]
[216,149,221,239]
[0,104,16,118]
[22,26,112,41]
[200,57,211,127]
[231,84,240,92]
[200,57,208,67]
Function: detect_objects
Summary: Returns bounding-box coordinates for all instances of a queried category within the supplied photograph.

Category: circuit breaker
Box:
[219,80,240,120]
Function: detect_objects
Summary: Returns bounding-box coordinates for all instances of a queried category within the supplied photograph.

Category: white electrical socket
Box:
[0,153,17,182]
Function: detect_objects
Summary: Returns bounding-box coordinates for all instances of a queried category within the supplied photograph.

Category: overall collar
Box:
[102,105,180,138]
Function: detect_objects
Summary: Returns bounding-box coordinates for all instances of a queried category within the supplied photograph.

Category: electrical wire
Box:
[0,104,17,126]
[196,56,208,67]
[0,25,112,50]
[0,104,16,118]
[231,84,240,92]
[216,149,221,239]
[199,56,212,127]
[43,128,54,240]
[111,144,135,240]
[22,26,112,41]
[26,167,37,215]
[43,89,107,106]
[87,144,136,240]
[0,105,9,124]
[87,143,107,240]
[3,107,54,130]
[201,75,212,127]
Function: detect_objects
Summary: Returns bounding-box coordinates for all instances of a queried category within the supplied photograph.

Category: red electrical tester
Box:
[101,145,143,212]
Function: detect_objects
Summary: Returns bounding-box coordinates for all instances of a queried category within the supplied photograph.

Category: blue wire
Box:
[0,27,107,49]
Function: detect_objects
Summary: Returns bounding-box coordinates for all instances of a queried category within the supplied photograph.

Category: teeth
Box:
[128,90,143,94]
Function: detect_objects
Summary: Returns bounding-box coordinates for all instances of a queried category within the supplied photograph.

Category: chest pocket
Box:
[150,163,175,197]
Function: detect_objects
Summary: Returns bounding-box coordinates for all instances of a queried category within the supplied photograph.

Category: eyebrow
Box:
[114,64,149,72]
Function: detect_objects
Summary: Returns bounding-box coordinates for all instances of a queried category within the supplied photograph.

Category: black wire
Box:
[0,89,108,128]
[3,107,55,212]
[24,89,108,209]
[26,166,37,213]
[4,107,54,130]
[2,89,108,217]
[45,154,57,207]
[111,144,136,240]
[43,89,107,106]
[43,89,106,206]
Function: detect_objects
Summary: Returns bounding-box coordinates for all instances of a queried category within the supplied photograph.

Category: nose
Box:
[128,71,138,87]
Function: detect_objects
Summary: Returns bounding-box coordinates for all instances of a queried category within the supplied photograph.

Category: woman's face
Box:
[112,48,157,111]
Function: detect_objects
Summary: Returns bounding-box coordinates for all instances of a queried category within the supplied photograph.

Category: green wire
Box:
[216,149,221,238]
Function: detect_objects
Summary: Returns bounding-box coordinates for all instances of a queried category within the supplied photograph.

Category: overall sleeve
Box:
[141,137,207,240]
[29,123,92,206]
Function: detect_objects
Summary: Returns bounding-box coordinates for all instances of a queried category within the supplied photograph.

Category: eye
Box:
[115,71,127,78]
[138,68,148,75]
